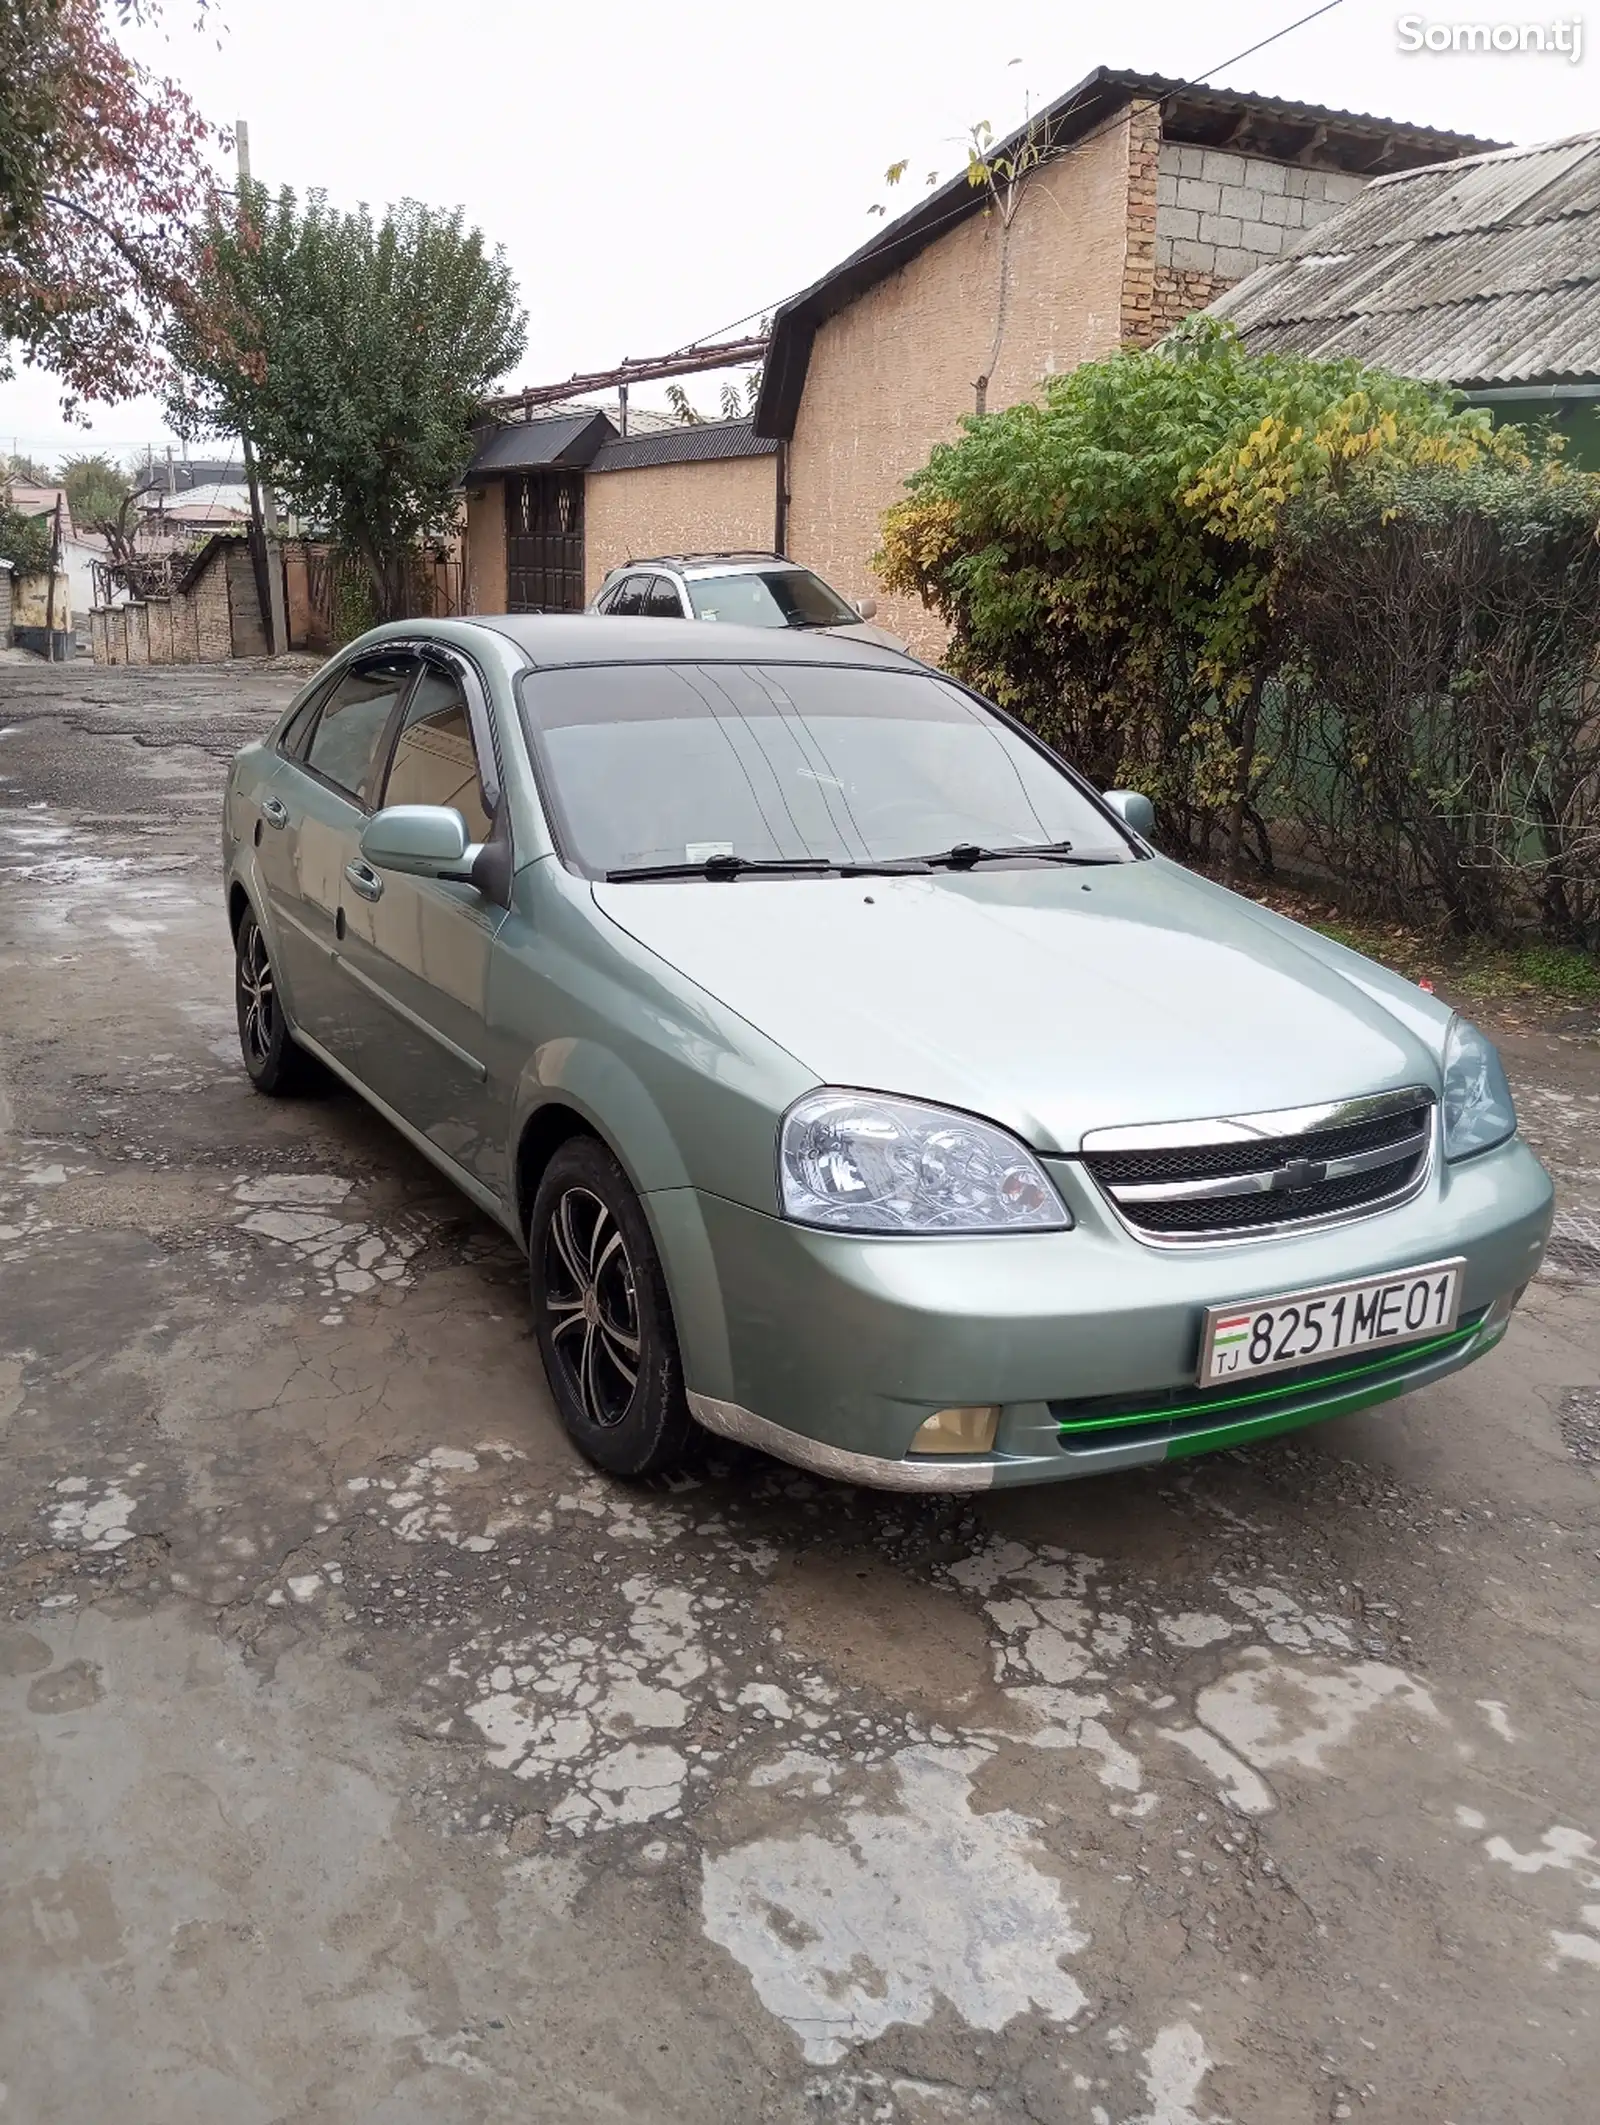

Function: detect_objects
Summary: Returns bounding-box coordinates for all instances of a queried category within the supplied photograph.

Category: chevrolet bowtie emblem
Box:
[1269,1156,1327,1193]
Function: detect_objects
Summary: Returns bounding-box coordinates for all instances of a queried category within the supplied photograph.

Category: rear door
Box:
[253,650,421,1059]
[338,650,513,1199]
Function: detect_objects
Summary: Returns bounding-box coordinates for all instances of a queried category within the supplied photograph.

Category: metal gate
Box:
[506,471,586,611]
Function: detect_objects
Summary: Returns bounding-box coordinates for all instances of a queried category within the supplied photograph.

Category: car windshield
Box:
[685,569,859,629]
[519,662,1135,876]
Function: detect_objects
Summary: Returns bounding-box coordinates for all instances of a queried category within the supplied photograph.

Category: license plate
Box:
[1198,1259,1464,1386]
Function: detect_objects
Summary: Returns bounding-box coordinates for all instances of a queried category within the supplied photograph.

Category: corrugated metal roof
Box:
[590,420,778,472]
[1213,131,1600,388]
[466,411,615,476]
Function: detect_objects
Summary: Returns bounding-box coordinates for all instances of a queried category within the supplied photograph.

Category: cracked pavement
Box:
[2,660,1599,2124]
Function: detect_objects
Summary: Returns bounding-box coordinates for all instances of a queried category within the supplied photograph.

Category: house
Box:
[1,480,106,644]
[1205,131,1600,466]
[462,69,1492,652]
[462,406,778,612]
[750,68,1498,655]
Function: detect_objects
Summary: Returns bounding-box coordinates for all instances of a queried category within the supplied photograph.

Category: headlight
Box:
[1442,1017,1516,1161]
[779,1089,1071,1233]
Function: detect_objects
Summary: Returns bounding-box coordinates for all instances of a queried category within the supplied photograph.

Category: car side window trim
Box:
[368,640,503,819]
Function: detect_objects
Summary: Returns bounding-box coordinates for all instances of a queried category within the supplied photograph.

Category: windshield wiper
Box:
[605,852,936,882]
[605,855,837,882]
[921,840,1103,869]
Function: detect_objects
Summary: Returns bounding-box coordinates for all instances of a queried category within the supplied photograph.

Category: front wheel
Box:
[529,1137,696,1478]
[235,907,316,1096]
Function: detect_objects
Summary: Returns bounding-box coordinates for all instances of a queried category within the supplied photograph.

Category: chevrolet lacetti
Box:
[221,616,1554,1490]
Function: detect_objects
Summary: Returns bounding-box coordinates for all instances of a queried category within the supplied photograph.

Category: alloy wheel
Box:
[542,1185,642,1427]
[239,922,276,1067]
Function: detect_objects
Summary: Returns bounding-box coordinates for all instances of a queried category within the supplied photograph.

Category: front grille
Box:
[1083,1093,1434,1243]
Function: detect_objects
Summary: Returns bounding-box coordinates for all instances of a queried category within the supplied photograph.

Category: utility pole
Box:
[234,121,289,657]
[43,491,63,659]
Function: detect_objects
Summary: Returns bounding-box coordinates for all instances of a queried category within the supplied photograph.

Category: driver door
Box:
[338,652,512,1202]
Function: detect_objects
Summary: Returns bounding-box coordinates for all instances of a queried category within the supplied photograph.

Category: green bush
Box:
[0,502,51,574]
[877,319,1600,941]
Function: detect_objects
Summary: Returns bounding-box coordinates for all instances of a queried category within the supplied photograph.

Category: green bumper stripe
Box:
[1163,1324,1502,1457]
[1056,1320,1485,1440]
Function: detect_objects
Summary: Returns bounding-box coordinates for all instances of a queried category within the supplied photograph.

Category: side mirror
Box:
[1103,789,1155,837]
[855,596,878,620]
[360,804,481,880]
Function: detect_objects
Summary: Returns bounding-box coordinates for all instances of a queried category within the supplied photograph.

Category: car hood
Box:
[590,859,1450,1155]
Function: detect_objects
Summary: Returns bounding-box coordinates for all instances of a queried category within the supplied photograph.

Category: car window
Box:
[686,569,857,629]
[304,655,417,805]
[381,665,494,843]
[642,576,685,619]
[520,661,1135,875]
[280,677,332,759]
[608,575,649,617]
[595,581,624,613]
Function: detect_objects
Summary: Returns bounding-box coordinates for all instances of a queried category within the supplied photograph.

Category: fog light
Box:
[910,1405,1000,1455]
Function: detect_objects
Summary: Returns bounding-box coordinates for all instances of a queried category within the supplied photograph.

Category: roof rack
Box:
[625,551,786,568]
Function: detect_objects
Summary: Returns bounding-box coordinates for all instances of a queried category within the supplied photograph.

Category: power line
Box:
[677,7,1351,351]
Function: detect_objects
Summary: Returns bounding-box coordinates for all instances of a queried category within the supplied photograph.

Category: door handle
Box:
[344,859,384,903]
[261,795,289,830]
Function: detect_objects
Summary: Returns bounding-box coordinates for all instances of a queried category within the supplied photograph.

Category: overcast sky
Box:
[3,0,1594,465]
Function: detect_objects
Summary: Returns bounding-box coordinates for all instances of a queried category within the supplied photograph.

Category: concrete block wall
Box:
[1156,144,1367,283]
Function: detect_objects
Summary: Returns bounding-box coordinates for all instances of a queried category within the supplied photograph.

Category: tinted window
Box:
[643,576,684,618]
[686,569,857,629]
[608,575,648,616]
[521,662,1132,875]
[305,656,416,804]
[280,679,330,758]
[381,666,493,843]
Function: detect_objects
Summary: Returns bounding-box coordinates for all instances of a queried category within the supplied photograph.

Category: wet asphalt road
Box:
[1,656,1599,2125]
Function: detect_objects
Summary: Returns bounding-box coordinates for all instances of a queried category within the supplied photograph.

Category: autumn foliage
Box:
[0,0,222,412]
[878,319,1600,942]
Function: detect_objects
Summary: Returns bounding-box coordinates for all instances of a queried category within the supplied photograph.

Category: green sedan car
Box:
[222,616,1553,1490]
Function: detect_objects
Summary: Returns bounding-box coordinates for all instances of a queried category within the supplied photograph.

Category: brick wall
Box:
[1120,100,1163,346]
[786,113,1135,660]
[465,486,508,612]
[193,549,233,661]
[582,456,778,600]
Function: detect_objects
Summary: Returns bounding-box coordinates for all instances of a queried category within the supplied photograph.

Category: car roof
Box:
[467,614,915,670]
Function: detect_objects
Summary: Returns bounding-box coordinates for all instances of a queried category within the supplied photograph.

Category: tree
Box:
[0,504,53,573]
[1,450,54,484]
[61,448,142,565]
[168,184,526,619]
[0,1,221,414]
[61,450,131,527]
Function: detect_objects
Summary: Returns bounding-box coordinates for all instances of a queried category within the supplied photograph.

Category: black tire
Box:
[529,1136,696,1479]
[235,906,316,1096]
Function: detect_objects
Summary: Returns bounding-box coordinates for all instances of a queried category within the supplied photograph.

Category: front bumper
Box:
[648,1133,1553,1491]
